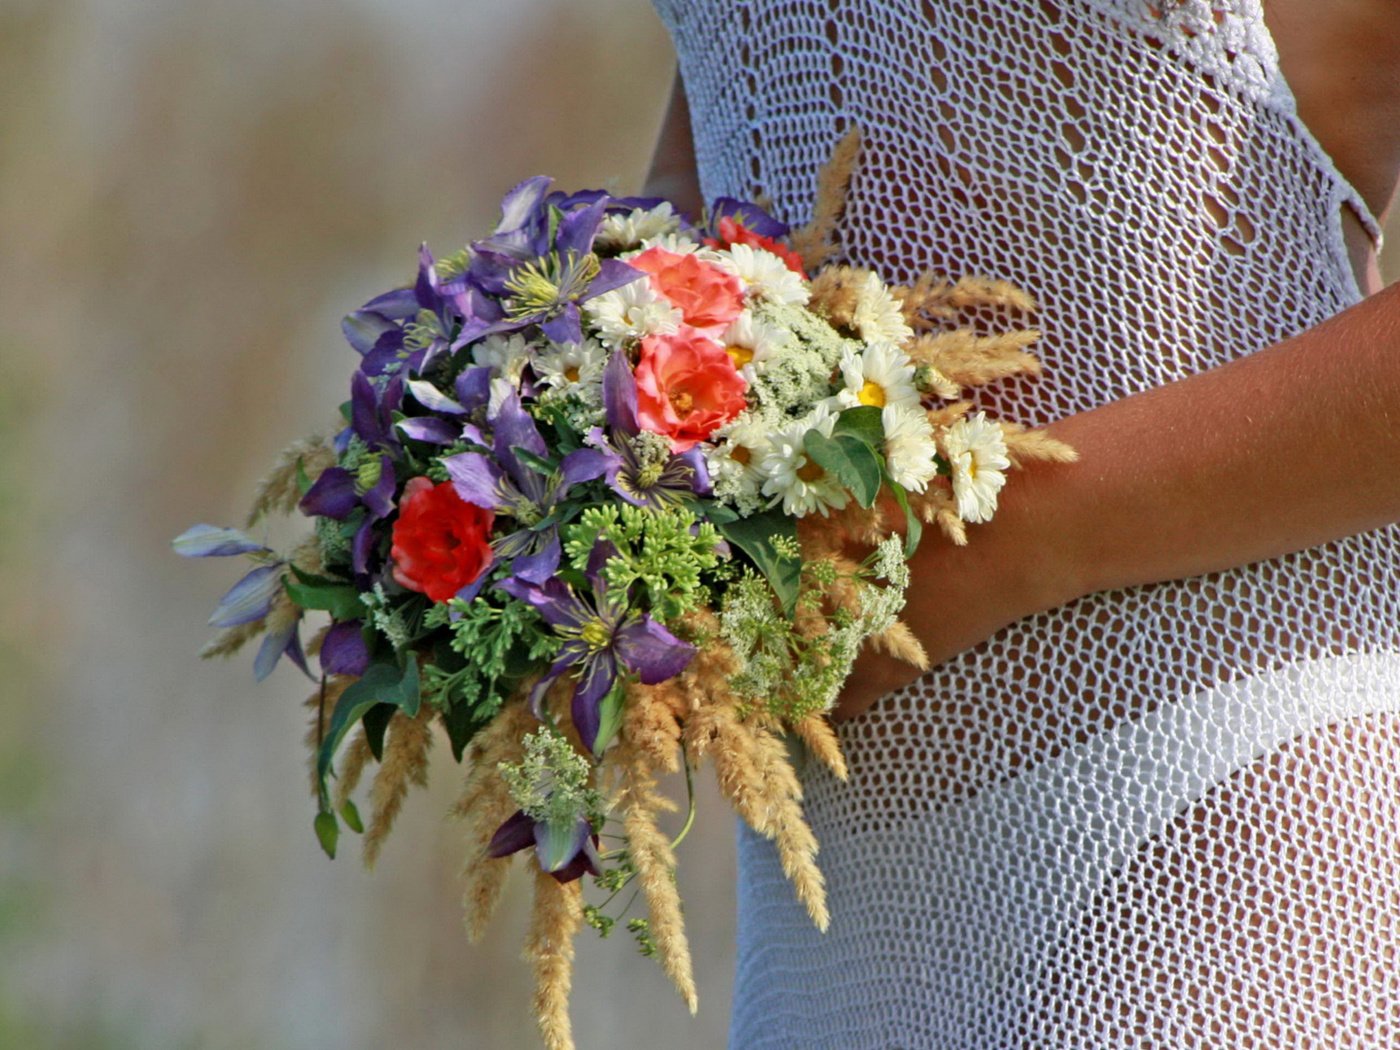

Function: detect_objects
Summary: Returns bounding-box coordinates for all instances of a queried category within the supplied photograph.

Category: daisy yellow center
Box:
[564,365,580,382]
[796,458,824,483]
[857,380,886,407]
[580,619,611,650]
[726,344,754,367]
[731,445,752,466]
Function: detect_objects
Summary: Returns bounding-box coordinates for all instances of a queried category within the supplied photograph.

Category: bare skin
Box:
[643,2,1400,722]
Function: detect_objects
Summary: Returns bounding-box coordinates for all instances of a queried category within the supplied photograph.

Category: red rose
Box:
[709,216,807,278]
[390,477,494,602]
[634,327,748,451]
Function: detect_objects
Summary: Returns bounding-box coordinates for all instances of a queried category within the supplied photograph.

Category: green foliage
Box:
[498,726,604,828]
[284,565,362,620]
[418,587,561,758]
[562,503,723,621]
[707,504,802,618]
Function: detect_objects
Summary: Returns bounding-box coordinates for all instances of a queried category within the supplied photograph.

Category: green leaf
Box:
[832,405,885,447]
[803,430,883,508]
[512,447,559,476]
[885,478,924,559]
[314,811,339,859]
[316,659,421,787]
[363,702,396,761]
[441,698,484,762]
[340,799,364,835]
[592,682,627,758]
[284,565,364,621]
[713,509,802,617]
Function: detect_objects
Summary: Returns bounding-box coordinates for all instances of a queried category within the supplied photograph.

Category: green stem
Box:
[669,760,697,851]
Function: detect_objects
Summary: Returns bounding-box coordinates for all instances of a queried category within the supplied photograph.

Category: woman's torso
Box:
[652,1,1400,1046]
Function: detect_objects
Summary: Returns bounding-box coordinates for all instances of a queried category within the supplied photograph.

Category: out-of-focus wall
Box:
[0,2,742,1048]
[2,2,1398,1048]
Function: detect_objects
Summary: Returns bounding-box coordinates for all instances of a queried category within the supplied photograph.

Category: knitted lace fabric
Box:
[651,2,1400,1047]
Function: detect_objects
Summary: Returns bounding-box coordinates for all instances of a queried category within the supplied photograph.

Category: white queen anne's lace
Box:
[653,1,1400,1047]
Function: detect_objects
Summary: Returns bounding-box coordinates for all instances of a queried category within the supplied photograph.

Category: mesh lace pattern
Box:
[653,1,1400,1046]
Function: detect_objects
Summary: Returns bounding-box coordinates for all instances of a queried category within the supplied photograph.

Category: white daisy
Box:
[593,202,682,252]
[852,272,914,345]
[831,342,920,411]
[532,338,608,404]
[718,309,788,382]
[882,404,940,493]
[941,411,1011,523]
[714,242,810,306]
[471,332,532,386]
[758,405,851,518]
[583,277,682,350]
[707,411,774,507]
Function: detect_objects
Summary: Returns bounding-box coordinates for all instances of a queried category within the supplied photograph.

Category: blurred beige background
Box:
[0,2,742,1048]
[2,2,1397,1048]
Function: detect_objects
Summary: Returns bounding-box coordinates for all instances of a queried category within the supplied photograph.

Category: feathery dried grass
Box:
[199,620,264,660]
[870,619,929,670]
[455,699,536,942]
[616,742,697,1012]
[999,423,1080,467]
[526,869,584,1050]
[690,702,829,930]
[896,273,1037,327]
[362,705,434,867]
[621,680,686,775]
[805,264,872,330]
[332,728,373,811]
[908,329,1043,388]
[246,434,335,527]
[924,400,975,430]
[790,127,862,269]
[909,486,969,545]
[793,715,848,782]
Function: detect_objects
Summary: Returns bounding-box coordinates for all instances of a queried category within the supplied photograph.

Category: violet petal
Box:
[539,304,582,346]
[678,446,713,496]
[614,616,696,684]
[513,530,561,585]
[298,467,359,520]
[361,286,418,321]
[341,310,399,356]
[209,564,283,628]
[406,379,465,416]
[534,815,591,875]
[320,620,369,677]
[442,451,505,510]
[396,417,460,445]
[487,810,537,858]
[571,654,617,752]
[553,197,607,258]
[253,615,298,681]
[351,519,375,576]
[361,456,397,520]
[586,257,644,300]
[491,392,548,485]
[172,524,269,559]
[558,447,610,488]
[454,366,493,411]
[602,351,639,435]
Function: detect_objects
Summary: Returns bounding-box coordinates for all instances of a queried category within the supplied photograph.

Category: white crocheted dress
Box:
[652,1,1400,1047]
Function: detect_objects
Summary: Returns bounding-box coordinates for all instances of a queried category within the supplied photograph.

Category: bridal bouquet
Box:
[176,132,1073,1049]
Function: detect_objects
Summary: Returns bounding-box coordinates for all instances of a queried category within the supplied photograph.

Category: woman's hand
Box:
[833,455,1086,721]
[835,281,1400,722]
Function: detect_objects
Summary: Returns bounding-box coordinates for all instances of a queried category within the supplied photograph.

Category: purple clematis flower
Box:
[454,179,641,346]
[586,351,711,509]
[171,525,310,681]
[342,244,466,378]
[297,452,398,577]
[441,391,608,586]
[487,808,602,884]
[499,543,695,753]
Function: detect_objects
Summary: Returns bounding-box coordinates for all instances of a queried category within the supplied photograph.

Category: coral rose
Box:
[629,246,745,334]
[390,477,495,602]
[634,327,748,451]
[710,216,807,277]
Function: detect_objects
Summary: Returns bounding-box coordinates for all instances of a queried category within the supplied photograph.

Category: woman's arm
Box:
[837,280,1400,719]
[641,73,703,219]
